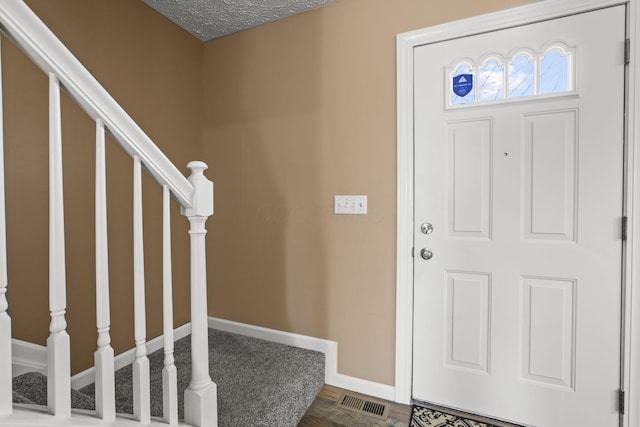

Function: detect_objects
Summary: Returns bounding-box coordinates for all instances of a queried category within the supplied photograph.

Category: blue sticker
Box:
[452,74,473,97]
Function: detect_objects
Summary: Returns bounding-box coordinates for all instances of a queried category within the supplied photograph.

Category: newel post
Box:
[181,161,217,427]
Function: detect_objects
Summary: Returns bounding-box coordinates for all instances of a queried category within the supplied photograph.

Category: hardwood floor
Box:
[298,385,412,427]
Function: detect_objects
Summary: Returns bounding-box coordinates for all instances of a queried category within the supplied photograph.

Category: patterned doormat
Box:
[410,404,495,427]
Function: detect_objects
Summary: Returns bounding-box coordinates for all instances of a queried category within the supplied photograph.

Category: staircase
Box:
[12,329,326,426]
[0,0,216,425]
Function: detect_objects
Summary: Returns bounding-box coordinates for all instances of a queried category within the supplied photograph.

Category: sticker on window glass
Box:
[450,64,475,105]
[452,74,473,97]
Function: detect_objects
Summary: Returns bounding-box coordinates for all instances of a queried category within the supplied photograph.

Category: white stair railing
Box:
[182,163,217,427]
[47,72,71,418]
[132,156,151,424]
[0,0,216,426]
[94,119,116,421]
[163,184,179,426]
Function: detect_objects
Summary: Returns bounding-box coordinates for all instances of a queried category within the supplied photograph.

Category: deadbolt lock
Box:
[421,222,434,235]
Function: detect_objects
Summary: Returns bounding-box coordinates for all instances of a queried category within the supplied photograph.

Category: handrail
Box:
[0,0,194,208]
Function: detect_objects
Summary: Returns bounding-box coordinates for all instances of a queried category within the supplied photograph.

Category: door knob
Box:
[420,248,433,260]
[421,222,434,235]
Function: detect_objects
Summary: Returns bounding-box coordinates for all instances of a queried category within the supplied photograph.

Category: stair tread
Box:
[12,371,96,410]
[13,328,325,427]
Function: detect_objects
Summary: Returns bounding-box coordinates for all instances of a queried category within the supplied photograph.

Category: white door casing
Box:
[396,1,640,426]
[412,7,623,426]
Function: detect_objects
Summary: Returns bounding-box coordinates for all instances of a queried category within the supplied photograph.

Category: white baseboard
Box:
[208,317,396,401]
[12,339,46,377]
[70,323,192,389]
[328,373,395,401]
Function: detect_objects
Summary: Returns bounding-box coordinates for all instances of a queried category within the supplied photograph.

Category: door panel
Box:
[445,271,491,373]
[447,119,492,239]
[412,7,625,426]
[522,110,577,241]
[520,276,575,390]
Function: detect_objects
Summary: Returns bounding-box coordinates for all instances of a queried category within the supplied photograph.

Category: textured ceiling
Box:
[141,0,335,42]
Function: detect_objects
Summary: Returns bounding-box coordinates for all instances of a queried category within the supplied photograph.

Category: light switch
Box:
[334,195,367,215]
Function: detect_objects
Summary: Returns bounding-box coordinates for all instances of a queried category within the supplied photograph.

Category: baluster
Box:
[182,161,217,427]
[47,73,70,417]
[0,36,11,416]
[133,156,150,423]
[94,120,115,420]
[162,185,178,425]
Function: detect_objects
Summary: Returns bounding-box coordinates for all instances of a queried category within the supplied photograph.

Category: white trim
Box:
[397,0,627,49]
[625,2,640,427]
[70,323,192,390]
[208,317,395,401]
[394,23,415,404]
[11,339,46,377]
[207,317,337,381]
[396,1,638,423]
[328,374,395,402]
[0,0,194,208]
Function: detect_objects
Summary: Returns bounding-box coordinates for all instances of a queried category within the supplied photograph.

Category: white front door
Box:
[412,6,626,426]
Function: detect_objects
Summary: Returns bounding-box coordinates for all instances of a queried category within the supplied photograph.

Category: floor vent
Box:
[336,392,389,420]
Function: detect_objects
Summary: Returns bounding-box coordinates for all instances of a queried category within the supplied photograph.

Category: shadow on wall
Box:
[203,11,329,338]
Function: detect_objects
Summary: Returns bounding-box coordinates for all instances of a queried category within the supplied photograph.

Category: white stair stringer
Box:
[4,405,193,427]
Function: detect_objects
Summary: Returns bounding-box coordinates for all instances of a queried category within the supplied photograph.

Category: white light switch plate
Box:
[334,195,367,215]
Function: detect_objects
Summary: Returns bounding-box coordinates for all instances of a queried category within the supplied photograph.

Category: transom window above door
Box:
[447,42,575,108]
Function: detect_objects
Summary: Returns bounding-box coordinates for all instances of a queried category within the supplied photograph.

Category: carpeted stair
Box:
[12,328,325,426]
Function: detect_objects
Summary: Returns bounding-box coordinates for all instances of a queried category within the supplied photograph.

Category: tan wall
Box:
[202,0,531,385]
[4,0,536,384]
[6,0,203,374]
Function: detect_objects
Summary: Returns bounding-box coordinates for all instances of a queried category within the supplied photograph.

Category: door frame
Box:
[395,0,640,425]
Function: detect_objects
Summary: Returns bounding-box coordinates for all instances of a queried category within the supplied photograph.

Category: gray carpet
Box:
[12,328,325,427]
